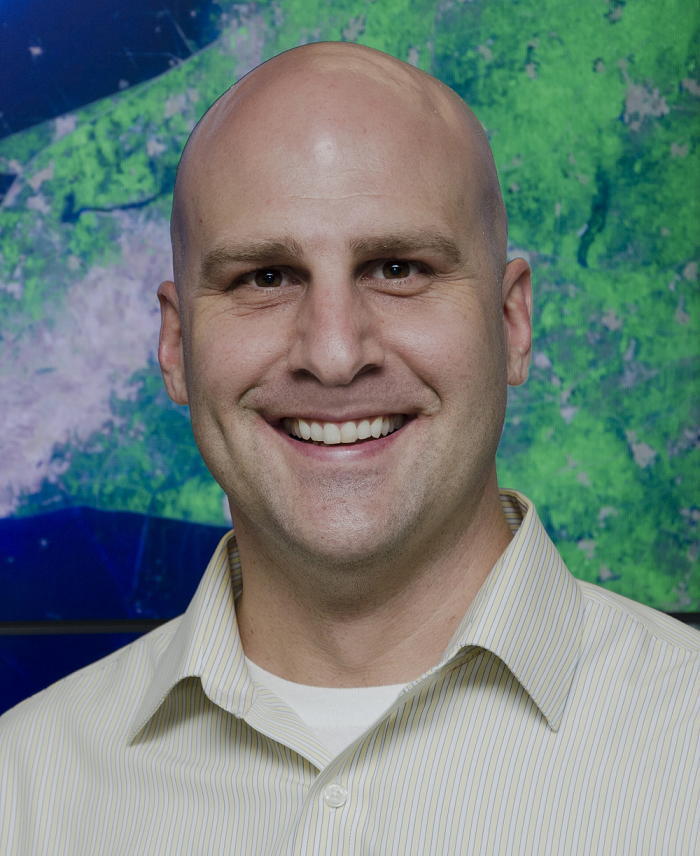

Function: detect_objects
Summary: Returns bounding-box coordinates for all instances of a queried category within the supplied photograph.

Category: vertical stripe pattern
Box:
[1,490,699,855]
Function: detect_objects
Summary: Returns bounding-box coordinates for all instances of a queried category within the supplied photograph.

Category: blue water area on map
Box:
[0,0,220,137]
[0,507,229,621]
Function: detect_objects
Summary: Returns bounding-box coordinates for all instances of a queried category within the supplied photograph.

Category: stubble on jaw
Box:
[226,396,506,617]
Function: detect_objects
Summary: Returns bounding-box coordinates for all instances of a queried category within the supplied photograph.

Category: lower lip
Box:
[274,422,409,459]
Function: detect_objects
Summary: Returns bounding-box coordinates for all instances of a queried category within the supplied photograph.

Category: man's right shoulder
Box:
[0,617,181,745]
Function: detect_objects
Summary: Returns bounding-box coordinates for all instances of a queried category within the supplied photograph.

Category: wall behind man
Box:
[1,0,698,713]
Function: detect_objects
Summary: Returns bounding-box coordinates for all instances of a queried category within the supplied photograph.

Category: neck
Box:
[232,469,512,687]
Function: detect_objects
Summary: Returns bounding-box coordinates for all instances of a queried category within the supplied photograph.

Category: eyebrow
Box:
[201,238,306,281]
[347,232,463,268]
[200,230,463,281]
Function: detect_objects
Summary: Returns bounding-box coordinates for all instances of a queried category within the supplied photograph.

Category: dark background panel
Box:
[0,508,230,621]
[0,632,143,714]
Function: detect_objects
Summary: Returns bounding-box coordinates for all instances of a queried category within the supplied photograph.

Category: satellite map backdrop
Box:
[0,0,698,708]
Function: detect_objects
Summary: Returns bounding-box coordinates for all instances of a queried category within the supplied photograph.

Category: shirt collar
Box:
[129,490,583,740]
[438,490,584,731]
[129,531,248,740]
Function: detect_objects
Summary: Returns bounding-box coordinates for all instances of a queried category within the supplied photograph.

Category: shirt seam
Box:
[579,583,700,653]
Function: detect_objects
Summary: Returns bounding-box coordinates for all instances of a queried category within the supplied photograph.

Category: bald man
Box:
[2,44,699,856]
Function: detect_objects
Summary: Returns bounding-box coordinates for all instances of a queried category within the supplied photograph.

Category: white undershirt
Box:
[245,658,408,756]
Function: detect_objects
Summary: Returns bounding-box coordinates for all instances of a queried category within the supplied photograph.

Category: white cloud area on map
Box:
[0,213,171,516]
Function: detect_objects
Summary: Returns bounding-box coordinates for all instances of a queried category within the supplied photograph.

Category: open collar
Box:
[128,531,248,741]
[439,491,584,731]
[129,491,583,740]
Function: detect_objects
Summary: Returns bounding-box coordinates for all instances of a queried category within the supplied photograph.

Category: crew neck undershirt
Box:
[245,658,408,756]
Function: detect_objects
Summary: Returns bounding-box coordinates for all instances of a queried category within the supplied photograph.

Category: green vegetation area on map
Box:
[0,0,698,610]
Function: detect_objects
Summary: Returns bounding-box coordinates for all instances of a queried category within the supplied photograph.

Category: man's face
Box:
[161,68,531,568]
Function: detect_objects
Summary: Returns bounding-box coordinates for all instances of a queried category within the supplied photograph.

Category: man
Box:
[1,42,698,855]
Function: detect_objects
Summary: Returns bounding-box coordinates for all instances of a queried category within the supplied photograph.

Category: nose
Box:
[287,277,385,386]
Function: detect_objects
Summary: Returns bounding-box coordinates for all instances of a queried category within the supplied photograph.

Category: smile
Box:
[281,415,405,445]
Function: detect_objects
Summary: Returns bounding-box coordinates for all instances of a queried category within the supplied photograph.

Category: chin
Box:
[277,506,409,568]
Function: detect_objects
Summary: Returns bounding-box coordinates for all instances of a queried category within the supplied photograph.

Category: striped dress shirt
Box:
[1,490,699,855]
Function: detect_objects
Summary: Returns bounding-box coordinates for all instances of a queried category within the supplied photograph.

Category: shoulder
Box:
[573,579,700,719]
[577,579,700,653]
[0,620,182,852]
[0,618,181,752]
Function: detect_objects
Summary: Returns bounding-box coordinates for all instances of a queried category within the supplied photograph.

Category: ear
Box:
[501,257,532,387]
[157,280,189,405]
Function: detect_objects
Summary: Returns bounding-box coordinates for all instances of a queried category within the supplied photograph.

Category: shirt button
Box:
[323,783,348,808]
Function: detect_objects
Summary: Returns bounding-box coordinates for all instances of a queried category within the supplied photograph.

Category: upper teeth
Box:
[282,415,405,445]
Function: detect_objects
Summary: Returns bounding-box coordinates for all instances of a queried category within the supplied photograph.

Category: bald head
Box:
[170,42,507,289]
[158,41,533,583]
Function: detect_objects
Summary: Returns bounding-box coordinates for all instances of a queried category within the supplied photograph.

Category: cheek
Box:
[386,295,504,405]
[187,309,286,407]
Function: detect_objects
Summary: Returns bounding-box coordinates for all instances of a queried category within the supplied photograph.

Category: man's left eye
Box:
[377,261,415,279]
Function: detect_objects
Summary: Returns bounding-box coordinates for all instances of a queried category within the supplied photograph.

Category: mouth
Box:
[281,414,406,446]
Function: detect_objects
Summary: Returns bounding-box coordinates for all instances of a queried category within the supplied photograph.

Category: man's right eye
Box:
[254,269,283,288]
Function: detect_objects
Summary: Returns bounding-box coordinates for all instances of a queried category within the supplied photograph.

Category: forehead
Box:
[178,66,483,263]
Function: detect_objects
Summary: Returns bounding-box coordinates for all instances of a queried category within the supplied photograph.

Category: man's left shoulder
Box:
[568,580,700,775]
[576,578,700,654]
